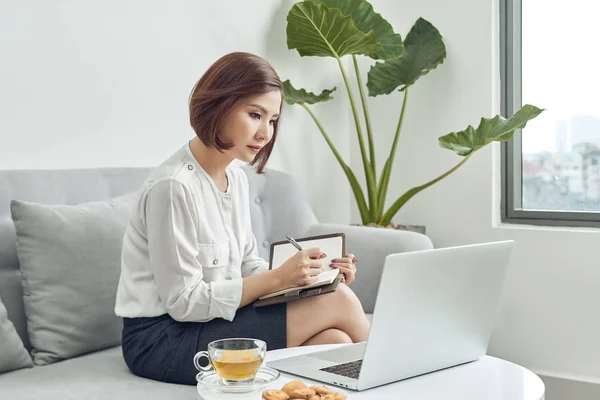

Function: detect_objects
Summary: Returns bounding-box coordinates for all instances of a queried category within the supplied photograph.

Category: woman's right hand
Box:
[276,247,325,288]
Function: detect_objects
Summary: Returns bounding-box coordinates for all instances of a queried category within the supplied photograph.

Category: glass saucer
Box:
[196,366,280,394]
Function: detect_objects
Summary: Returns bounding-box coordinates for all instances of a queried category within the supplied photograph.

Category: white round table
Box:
[197,344,545,400]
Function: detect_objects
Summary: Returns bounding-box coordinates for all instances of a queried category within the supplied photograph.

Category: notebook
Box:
[253,233,345,307]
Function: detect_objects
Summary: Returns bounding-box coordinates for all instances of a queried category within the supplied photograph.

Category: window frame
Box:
[500,0,600,228]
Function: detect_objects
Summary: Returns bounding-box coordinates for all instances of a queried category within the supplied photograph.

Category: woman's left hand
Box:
[329,253,358,285]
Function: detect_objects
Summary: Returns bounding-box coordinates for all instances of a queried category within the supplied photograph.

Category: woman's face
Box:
[219,90,282,163]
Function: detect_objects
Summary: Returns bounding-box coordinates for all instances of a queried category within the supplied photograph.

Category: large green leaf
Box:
[307,0,403,60]
[380,104,545,226]
[286,1,380,58]
[367,18,446,96]
[282,80,336,105]
[439,105,545,156]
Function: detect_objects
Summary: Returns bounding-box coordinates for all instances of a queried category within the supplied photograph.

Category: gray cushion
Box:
[0,167,153,354]
[0,346,194,399]
[10,195,135,365]
[0,294,32,373]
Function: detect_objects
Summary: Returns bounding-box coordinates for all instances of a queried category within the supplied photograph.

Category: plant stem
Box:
[336,57,378,222]
[301,103,370,224]
[376,88,409,217]
[352,55,376,178]
[379,154,472,226]
[390,89,409,170]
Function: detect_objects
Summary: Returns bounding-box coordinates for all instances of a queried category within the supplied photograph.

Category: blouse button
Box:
[187,165,193,170]
[262,241,269,248]
[212,259,218,265]
[254,198,261,204]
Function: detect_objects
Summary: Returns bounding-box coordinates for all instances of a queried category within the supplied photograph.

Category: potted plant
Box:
[282,0,543,230]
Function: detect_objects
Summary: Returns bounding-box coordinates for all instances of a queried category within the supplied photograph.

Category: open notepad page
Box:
[259,235,344,300]
[268,235,344,271]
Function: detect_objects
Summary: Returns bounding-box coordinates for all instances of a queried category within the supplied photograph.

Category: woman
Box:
[115,52,370,385]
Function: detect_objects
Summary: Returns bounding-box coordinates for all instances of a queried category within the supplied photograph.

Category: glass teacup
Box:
[193,338,266,385]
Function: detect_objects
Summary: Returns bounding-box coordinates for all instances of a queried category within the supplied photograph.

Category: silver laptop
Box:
[267,240,514,391]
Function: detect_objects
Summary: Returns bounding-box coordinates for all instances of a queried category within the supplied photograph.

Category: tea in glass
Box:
[193,338,266,384]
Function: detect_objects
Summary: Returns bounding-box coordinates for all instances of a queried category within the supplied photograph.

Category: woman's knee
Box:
[325,328,353,344]
[335,283,364,311]
[301,328,353,346]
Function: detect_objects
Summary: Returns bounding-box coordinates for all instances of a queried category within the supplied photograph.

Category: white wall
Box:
[349,0,600,382]
[0,0,351,224]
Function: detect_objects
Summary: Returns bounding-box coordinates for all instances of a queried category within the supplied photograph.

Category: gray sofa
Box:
[0,165,432,399]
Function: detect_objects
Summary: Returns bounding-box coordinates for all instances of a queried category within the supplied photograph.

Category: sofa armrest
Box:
[305,223,433,313]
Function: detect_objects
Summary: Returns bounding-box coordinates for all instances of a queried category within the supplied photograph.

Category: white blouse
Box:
[114,144,269,322]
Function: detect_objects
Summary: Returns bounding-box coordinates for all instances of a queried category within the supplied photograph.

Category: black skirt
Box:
[121,303,287,385]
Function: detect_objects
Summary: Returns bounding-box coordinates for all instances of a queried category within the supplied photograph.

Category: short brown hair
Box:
[189,52,283,174]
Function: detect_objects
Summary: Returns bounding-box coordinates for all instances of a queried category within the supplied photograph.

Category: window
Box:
[501,0,600,227]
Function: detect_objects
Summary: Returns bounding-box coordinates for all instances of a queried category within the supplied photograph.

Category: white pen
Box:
[285,234,303,251]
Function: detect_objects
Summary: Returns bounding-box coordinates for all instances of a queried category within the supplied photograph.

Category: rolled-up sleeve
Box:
[240,229,269,277]
[145,179,242,322]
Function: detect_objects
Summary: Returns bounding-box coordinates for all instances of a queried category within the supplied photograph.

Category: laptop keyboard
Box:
[319,359,363,379]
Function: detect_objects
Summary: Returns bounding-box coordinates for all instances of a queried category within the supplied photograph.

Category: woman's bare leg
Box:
[301,329,352,346]
[286,284,370,347]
